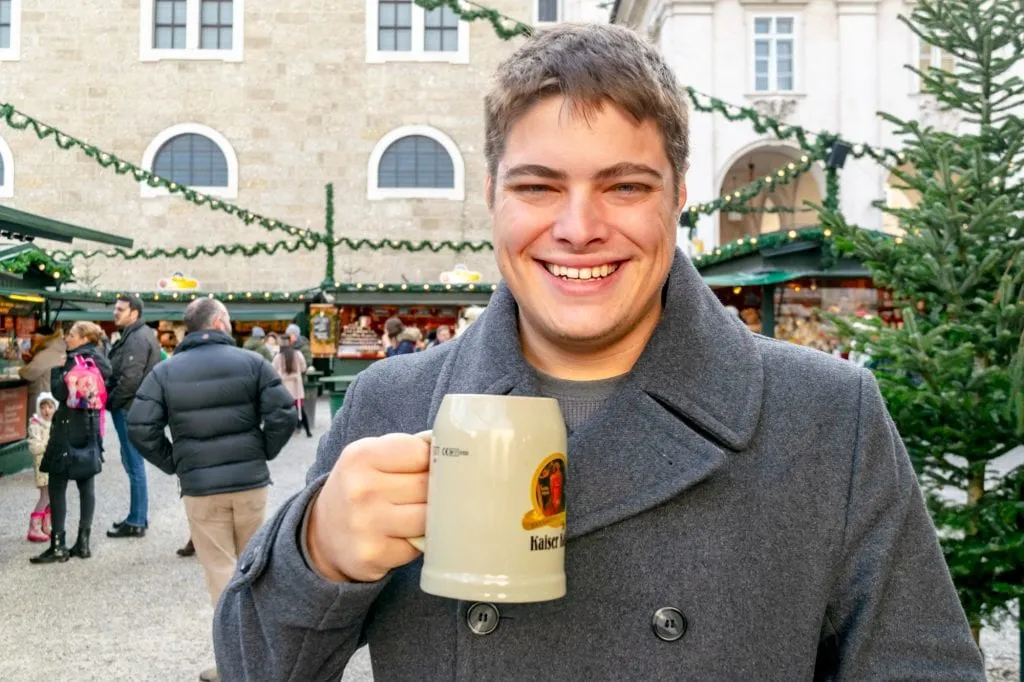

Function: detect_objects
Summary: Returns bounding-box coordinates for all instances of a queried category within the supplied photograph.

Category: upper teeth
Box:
[544,263,619,280]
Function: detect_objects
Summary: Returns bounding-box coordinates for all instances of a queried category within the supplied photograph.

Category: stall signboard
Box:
[309,304,338,358]
[0,383,28,444]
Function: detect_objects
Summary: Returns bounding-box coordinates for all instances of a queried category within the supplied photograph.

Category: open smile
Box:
[541,261,622,281]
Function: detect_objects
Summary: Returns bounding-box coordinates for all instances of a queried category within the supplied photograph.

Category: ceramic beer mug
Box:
[408,394,568,603]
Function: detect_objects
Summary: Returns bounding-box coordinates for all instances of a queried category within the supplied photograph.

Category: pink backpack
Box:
[65,356,108,438]
[65,355,107,410]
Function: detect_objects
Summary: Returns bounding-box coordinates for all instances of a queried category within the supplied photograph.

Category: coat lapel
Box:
[429,249,765,540]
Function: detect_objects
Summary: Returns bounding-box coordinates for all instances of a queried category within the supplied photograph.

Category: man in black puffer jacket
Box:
[127,297,295,680]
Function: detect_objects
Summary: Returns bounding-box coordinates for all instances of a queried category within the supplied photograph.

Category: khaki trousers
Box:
[183,487,268,607]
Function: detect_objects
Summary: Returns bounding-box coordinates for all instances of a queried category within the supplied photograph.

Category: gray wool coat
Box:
[213,252,984,681]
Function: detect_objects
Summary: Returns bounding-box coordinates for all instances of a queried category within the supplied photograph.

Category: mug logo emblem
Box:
[522,453,567,531]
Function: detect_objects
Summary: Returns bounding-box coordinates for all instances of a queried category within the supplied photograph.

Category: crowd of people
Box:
[15,296,313,681]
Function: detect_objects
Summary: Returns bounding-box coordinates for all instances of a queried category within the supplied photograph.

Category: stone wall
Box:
[0,0,546,292]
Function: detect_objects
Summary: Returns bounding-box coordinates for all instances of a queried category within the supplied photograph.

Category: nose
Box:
[550,189,608,249]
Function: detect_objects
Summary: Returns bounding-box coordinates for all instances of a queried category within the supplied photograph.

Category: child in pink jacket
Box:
[27,392,58,542]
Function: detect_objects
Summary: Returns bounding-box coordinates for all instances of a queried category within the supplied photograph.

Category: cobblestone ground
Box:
[0,399,370,682]
[0,399,1018,681]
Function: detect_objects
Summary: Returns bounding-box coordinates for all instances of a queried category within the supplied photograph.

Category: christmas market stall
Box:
[695,227,897,355]
[314,274,495,416]
[0,205,133,476]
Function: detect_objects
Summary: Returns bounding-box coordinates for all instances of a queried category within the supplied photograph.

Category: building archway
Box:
[715,142,824,245]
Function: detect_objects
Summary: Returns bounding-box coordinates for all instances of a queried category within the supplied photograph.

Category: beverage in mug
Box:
[409,394,568,603]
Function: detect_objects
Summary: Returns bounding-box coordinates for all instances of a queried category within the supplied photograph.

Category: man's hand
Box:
[307,433,429,583]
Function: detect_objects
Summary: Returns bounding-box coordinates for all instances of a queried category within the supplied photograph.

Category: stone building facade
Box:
[611,0,1024,255]
[0,0,607,294]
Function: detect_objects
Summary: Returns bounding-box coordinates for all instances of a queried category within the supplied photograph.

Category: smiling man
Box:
[213,24,983,681]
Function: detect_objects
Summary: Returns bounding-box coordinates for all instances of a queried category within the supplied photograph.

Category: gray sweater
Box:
[213,252,983,681]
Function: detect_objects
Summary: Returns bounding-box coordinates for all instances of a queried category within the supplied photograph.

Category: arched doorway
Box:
[716,144,824,245]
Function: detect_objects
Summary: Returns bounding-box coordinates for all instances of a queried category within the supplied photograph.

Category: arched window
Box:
[0,136,13,198]
[368,125,464,200]
[140,123,238,198]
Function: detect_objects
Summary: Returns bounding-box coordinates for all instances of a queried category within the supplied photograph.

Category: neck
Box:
[519,302,661,381]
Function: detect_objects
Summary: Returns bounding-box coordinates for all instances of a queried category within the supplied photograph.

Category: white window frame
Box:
[748,13,800,95]
[139,0,244,62]
[533,0,562,25]
[367,125,465,201]
[0,0,22,61]
[0,136,13,198]
[140,123,239,199]
[911,34,956,94]
[365,0,470,64]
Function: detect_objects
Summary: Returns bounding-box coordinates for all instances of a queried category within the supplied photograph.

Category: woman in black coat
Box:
[31,321,112,564]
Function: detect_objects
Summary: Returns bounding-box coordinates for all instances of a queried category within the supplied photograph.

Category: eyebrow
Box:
[503,162,663,183]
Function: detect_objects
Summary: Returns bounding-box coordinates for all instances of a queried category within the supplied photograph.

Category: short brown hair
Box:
[69,321,103,345]
[484,24,689,201]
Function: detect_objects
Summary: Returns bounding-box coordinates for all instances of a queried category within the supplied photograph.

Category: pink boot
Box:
[27,512,49,542]
[43,506,52,536]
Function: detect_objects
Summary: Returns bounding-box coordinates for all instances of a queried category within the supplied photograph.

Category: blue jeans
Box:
[111,408,148,528]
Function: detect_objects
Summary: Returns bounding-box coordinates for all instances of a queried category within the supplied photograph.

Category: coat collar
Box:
[432,250,763,451]
[428,250,765,540]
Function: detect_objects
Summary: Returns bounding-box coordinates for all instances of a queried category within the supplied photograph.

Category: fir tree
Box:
[822,0,1024,641]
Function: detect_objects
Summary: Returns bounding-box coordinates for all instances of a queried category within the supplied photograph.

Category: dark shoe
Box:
[69,527,92,559]
[29,531,70,564]
[177,539,196,557]
[111,519,125,530]
[106,524,145,538]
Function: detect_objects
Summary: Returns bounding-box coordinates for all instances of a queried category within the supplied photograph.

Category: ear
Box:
[485,175,495,212]
[676,177,688,215]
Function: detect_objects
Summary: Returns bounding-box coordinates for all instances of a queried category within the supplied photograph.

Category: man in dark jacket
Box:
[107,294,161,538]
[128,297,295,682]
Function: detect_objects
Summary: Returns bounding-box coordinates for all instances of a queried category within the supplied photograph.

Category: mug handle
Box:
[407,429,432,553]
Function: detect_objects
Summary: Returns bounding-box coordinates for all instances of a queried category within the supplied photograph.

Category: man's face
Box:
[488,96,685,357]
[113,301,138,328]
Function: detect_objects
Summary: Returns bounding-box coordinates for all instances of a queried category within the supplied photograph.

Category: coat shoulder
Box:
[752,335,867,409]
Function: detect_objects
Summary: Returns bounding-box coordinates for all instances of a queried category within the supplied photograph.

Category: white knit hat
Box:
[36,391,58,412]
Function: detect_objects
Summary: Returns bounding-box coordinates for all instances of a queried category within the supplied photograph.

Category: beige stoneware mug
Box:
[408,394,568,603]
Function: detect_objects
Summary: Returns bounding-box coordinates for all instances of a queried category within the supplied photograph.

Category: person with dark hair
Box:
[128,297,296,682]
[273,340,311,438]
[107,294,161,539]
[214,23,983,680]
[31,322,112,564]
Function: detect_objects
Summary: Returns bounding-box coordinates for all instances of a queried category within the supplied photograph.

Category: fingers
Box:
[372,471,429,505]
[374,502,427,539]
[349,433,430,474]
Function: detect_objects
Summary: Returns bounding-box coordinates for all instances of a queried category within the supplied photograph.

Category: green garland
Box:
[324,183,336,283]
[66,281,499,304]
[692,226,834,269]
[0,103,323,244]
[414,0,532,40]
[685,88,907,165]
[685,151,825,228]
[47,238,319,262]
[2,250,73,280]
[63,288,319,304]
[333,237,494,253]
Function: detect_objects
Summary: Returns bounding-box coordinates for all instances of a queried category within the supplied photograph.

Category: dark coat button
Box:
[651,607,687,642]
[466,603,500,636]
